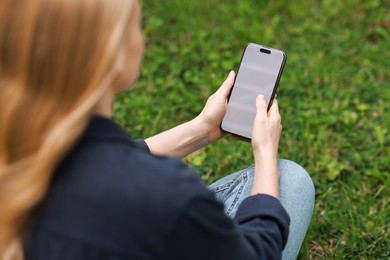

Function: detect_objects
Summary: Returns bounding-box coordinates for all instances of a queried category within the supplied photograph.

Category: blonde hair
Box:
[0,0,135,258]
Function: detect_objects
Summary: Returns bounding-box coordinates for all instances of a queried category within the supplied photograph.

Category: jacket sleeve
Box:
[162,188,290,260]
[132,139,151,153]
[234,194,290,259]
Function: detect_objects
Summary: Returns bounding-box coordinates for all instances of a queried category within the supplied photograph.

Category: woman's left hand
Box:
[196,70,235,144]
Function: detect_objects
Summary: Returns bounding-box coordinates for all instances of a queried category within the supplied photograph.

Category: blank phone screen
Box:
[221,43,285,139]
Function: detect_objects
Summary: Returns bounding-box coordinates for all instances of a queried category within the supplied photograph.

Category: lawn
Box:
[114,0,390,258]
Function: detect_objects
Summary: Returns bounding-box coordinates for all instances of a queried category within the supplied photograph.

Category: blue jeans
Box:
[209,159,315,260]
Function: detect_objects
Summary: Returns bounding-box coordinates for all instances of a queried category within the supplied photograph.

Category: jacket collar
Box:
[83,116,131,142]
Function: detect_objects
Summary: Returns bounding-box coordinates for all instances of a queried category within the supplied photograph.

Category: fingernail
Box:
[257,95,267,105]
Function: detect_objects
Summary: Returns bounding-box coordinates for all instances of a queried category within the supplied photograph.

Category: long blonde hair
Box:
[0,0,135,258]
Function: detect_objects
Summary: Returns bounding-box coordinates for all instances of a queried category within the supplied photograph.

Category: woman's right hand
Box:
[251,95,282,162]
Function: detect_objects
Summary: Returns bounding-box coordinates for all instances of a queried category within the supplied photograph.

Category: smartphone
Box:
[221,43,286,140]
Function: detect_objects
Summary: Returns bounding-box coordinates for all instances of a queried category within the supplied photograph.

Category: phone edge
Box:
[267,51,287,111]
[220,44,250,136]
[220,44,287,140]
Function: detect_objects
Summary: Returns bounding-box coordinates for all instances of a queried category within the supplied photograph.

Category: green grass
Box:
[114,0,390,258]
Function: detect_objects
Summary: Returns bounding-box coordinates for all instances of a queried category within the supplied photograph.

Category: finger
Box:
[268,98,280,116]
[216,70,235,97]
[269,98,281,124]
[255,94,268,119]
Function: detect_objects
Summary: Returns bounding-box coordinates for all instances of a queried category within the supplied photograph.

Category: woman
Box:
[0,0,314,259]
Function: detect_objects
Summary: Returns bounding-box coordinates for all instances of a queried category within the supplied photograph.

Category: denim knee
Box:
[278,159,315,203]
[277,159,315,259]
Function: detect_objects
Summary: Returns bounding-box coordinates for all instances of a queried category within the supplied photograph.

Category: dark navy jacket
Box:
[26,117,290,260]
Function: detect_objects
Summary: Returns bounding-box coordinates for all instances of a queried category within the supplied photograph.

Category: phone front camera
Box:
[260,48,271,54]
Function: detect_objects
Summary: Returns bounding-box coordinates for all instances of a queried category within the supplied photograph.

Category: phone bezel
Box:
[220,43,287,141]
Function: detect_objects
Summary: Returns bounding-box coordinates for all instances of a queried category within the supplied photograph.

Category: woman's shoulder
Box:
[60,132,204,194]
[30,132,210,258]
[54,129,207,208]
[57,116,204,198]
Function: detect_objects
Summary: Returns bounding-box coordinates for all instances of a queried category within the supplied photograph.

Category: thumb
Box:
[255,94,268,119]
[217,70,235,98]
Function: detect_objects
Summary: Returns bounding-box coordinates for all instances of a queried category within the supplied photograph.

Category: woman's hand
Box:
[250,94,282,198]
[251,95,282,161]
[195,71,235,144]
